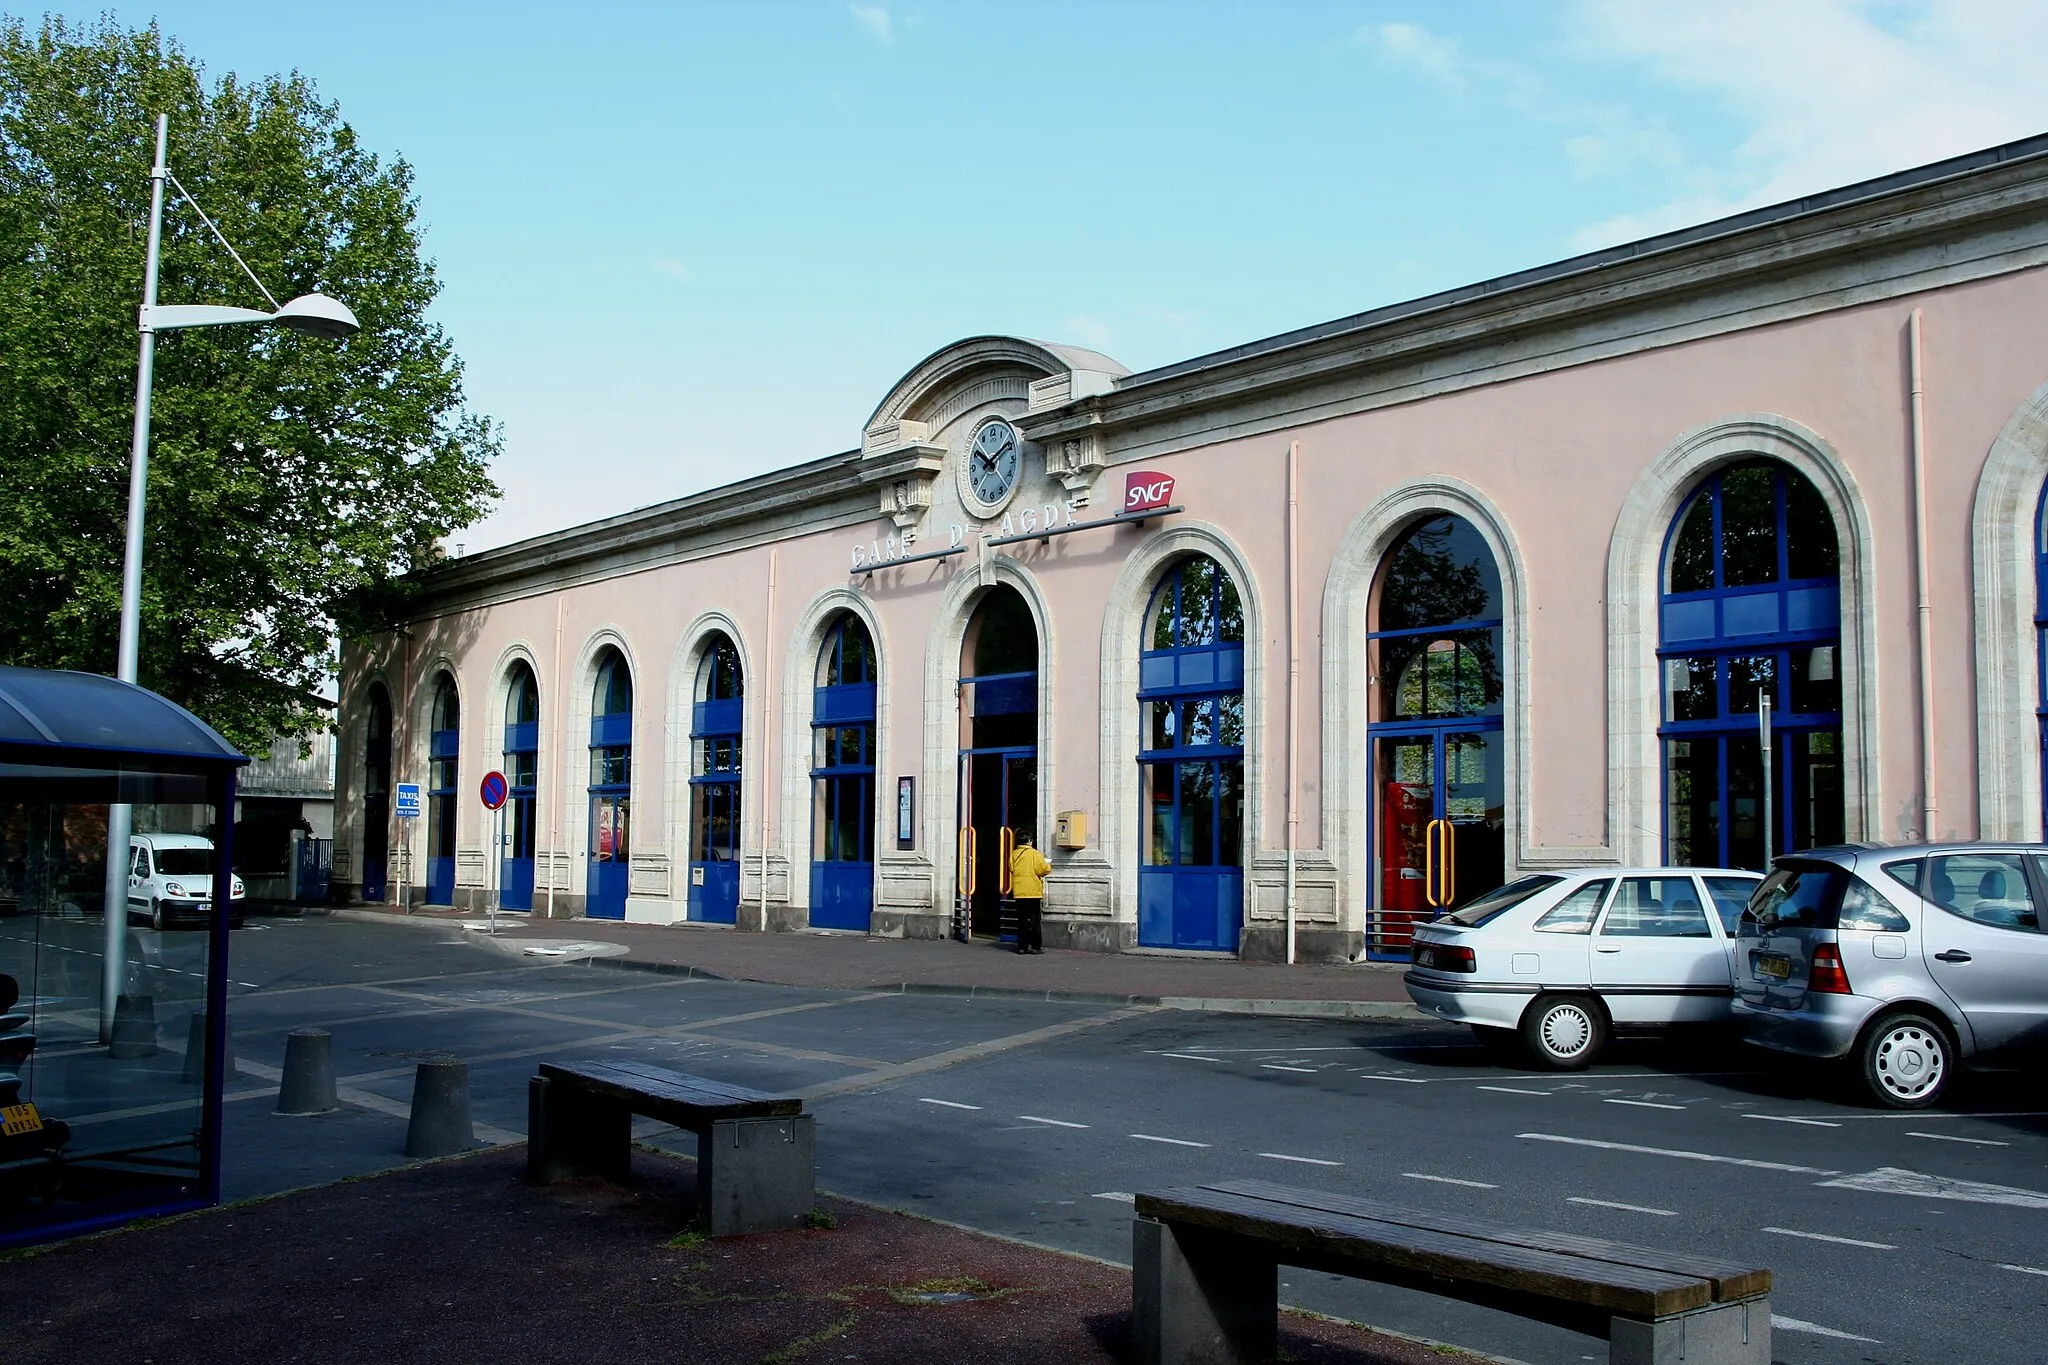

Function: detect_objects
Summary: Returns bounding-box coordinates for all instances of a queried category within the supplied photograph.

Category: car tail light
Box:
[1808,944,1852,995]
[1414,943,1477,973]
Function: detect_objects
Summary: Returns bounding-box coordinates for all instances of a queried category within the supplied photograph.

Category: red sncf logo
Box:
[1124,470,1175,511]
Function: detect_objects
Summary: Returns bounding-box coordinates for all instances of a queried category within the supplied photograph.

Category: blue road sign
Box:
[394,782,422,819]
[480,770,509,811]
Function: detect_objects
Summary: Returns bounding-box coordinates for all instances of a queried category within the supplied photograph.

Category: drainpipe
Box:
[1910,309,1938,840]
[542,596,564,915]
[1286,440,1300,966]
[759,547,778,930]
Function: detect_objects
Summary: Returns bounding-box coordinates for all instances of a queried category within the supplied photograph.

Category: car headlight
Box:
[164,882,187,898]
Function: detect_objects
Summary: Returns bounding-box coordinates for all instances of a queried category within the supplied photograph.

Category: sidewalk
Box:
[7,1146,1476,1365]
[333,907,1423,1019]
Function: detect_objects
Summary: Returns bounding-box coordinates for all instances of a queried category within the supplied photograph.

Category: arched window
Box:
[362,684,392,901]
[689,635,744,924]
[1137,556,1244,951]
[586,648,633,919]
[426,674,459,906]
[501,663,539,911]
[958,586,1040,941]
[1660,460,1843,868]
[1365,515,1507,959]
[810,614,876,931]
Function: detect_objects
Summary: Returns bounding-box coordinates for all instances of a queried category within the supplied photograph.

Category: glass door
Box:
[957,748,1035,940]
[1368,726,1504,960]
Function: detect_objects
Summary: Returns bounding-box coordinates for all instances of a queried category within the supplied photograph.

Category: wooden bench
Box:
[1133,1180,1769,1365]
[527,1059,814,1236]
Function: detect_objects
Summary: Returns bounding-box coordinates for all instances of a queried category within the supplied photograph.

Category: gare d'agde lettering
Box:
[338,134,2048,963]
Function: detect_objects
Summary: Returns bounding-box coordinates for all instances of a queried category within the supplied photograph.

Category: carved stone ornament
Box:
[1045,431,1104,504]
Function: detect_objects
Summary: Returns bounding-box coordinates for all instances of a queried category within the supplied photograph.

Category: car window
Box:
[1882,859,1922,894]
[1837,877,1910,932]
[1748,864,1841,929]
[1601,877,1712,937]
[1533,879,1610,934]
[152,848,213,876]
[1703,877,1758,935]
[1927,853,2039,931]
[1442,875,1563,928]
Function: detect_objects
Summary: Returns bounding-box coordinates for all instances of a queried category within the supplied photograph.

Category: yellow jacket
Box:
[1010,842,1052,899]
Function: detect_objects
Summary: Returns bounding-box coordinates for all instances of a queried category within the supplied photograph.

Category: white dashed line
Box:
[1907,1131,2009,1147]
[1130,1133,1210,1147]
[1773,1315,1879,1343]
[1261,1064,1317,1073]
[1259,1152,1342,1166]
[1159,1053,1225,1063]
[1763,1227,1897,1250]
[1403,1173,1498,1189]
[1018,1115,1088,1129]
[1092,1191,1136,1204]
[918,1098,982,1110]
[1478,1085,1551,1096]
[1568,1197,1677,1216]
[1518,1133,1839,1174]
[1355,1074,1429,1084]
[1744,1114,1841,1127]
[1999,1263,2048,1277]
[1605,1099,1686,1111]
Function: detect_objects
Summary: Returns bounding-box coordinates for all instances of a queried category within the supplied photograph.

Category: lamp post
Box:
[100,114,361,1042]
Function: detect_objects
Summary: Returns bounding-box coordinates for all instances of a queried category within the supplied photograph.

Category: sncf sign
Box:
[1124,470,1176,513]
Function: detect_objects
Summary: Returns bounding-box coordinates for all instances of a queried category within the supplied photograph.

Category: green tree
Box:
[0,16,497,753]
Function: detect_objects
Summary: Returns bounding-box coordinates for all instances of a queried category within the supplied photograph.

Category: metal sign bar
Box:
[986,504,1183,549]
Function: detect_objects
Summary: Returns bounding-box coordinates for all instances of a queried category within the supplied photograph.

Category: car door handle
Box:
[1934,949,1972,963]
[1596,946,1623,954]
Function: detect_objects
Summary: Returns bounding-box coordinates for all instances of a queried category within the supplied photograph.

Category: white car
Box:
[128,834,246,930]
[1403,866,1763,1069]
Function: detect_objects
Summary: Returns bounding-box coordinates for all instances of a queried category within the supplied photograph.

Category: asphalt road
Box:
[33,915,2048,1364]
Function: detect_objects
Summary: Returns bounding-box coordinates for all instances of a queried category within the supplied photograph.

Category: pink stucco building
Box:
[337,135,2048,963]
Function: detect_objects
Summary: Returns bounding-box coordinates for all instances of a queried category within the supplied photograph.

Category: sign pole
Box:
[1759,695,1774,868]
[479,770,509,935]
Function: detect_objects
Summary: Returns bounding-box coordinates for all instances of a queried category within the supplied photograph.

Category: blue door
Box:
[586,651,634,920]
[1137,758,1244,951]
[810,617,876,931]
[688,663,744,924]
[426,681,459,906]
[501,669,540,911]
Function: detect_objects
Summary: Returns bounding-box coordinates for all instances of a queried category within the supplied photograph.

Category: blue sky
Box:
[32,1,2048,549]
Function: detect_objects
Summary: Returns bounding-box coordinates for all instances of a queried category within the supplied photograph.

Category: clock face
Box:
[966,420,1021,509]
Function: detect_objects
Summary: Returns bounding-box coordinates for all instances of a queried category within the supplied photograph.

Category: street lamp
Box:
[99,114,361,1042]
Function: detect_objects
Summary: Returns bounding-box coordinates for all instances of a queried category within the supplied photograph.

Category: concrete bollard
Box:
[108,994,159,1059]
[275,1027,339,1114]
[403,1058,474,1158]
[181,1012,237,1085]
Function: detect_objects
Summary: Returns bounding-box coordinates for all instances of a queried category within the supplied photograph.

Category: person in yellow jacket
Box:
[1008,830,1052,955]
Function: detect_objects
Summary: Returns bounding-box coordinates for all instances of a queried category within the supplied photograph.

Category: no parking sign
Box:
[479,770,508,811]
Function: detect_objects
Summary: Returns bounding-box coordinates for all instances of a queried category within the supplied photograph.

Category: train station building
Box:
[337,134,2048,963]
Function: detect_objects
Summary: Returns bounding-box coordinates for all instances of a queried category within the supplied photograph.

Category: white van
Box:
[128,834,246,930]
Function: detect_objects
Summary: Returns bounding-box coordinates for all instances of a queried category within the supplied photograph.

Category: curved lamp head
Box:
[272,292,360,339]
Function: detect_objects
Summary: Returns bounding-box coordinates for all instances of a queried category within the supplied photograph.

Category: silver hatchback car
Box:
[1731,843,2048,1108]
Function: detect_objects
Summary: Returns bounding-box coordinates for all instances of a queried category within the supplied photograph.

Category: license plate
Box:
[1754,952,1792,981]
[1,1102,42,1136]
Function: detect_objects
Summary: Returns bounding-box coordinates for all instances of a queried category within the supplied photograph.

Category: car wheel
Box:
[1520,994,1608,1071]
[1857,1012,1951,1109]
[149,898,163,931]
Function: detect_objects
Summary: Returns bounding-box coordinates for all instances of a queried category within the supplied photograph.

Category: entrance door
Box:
[587,792,629,919]
[958,749,1036,939]
[1368,726,1505,959]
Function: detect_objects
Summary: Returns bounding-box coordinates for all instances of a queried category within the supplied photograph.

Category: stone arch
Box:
[666,610,756,908]
[559,627,641,871]
[778,587,887,917]
[1972,380,2048,840]
[1607,413,1879,862]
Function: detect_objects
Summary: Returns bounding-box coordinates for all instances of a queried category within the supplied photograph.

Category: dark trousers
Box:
[1014,897,1042,952]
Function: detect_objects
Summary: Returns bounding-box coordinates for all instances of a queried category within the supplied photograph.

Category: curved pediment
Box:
[863,336,1127,447]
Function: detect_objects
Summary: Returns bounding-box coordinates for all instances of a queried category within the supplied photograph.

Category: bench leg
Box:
[526,1075,632,1184]
[697,1115,815,1236]
[1610,1297,1770,1365]
[1132,1216,1277,1365]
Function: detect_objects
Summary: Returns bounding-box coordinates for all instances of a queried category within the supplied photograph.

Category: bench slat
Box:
[1206,1179,1770,1302]
[538,1060,802,1124]
[1137,1186,1711,1320]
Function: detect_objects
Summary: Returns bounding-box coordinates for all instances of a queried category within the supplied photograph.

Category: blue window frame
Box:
[1659,461,1844,869]
[1138,556,1245,951]
[690,635,744,924]
[811,615,876,931]
[500,664,539,911]
[426,675,458,905]
[586,649,632,920]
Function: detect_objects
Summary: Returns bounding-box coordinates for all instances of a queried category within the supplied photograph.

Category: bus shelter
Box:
[0,667,247,1247]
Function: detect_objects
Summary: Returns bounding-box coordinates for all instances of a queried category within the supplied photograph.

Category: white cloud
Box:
[1062,313,1114,350]
[1566,0,2048,248]
[849,3,892,43]
[1362,21,1465,88]
[651,257,690,282]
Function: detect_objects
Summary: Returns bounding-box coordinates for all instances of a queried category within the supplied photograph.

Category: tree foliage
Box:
[0,16,498,753]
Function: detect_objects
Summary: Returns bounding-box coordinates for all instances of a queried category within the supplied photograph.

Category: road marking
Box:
[1404,1173,1497,1189]
[1259,1152,1342,1166]
[1018,1115,1088,1129]
[1906,1131,2009,1147]
[1518,1133,1839,1174]
[1261,1064,1318,1073]
[1605,1099,1686,1111]
[1355,1074,1429,1084]
[1820,1166,2048,1209]
[1478,1086,1551,1096]
[1160,1052,1225,1062]
[1744,1114,1841,1127]
[1773,1315,1878,1343]
[1568,1197,1676,1216]
[801,1006,1148,1101]
[2000,1263,2048,1277]
[1092,1191,1136,1204]
[1763,1227,1896,1250]
[919,1098,982,1110]
[1131,1133,1210,1148]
